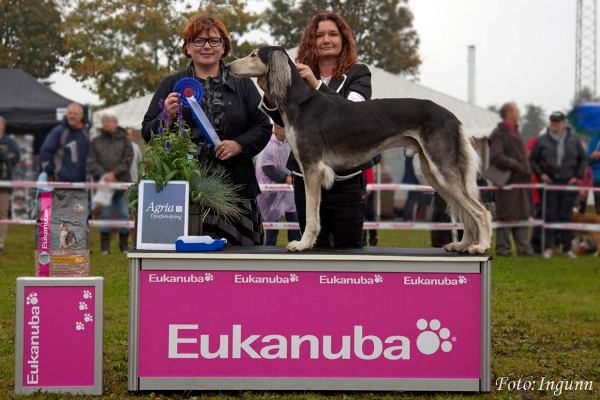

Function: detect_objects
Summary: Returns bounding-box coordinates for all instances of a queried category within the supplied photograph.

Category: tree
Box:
[64,0,260,106]
[572,86,600,106]
[0,0,66,79]
[521,103,546,140]
[487,104,499,114]
[196,0,262,59]
[264,0,420,76]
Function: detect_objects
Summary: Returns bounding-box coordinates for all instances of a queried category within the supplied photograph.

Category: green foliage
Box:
[0,0,66,79]
[193,0,263,60]
[573,86,600,106]
[63,0,261,106]
[124,115,242,222]
[521,103,547,140]
[64,0,188,106]
[264,0,421,76]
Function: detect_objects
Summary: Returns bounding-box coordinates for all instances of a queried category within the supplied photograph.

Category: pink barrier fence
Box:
[1,180,598,232]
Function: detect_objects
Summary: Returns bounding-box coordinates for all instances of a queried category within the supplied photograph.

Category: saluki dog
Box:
[229,46,492,254]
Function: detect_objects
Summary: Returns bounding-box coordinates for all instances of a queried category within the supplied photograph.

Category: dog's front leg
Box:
[287,164,323,252]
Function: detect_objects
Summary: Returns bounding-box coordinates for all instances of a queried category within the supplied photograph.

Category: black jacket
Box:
[142,63,272,198]
[0,133,20,192]
[530,128,587,182]
[260,63,373,174]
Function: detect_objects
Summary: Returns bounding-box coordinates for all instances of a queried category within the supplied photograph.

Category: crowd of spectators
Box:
[1,100,600,255]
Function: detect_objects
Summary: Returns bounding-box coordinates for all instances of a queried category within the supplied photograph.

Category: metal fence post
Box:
[375,164,381,221]
[541,184,547,252]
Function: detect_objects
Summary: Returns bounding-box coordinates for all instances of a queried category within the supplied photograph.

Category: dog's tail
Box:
[319,162,335,190]
[457,124,481,202]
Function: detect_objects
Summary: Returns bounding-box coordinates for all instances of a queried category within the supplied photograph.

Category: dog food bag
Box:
[35,189,90,276]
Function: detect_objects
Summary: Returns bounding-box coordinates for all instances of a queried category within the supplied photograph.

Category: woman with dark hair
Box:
[142,14,272,245]
[260,12,372,248]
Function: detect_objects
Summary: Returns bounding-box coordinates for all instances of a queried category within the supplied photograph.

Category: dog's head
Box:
[229,46,291,104]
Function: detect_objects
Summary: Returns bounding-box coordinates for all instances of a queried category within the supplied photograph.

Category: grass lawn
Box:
[1,226,599,399]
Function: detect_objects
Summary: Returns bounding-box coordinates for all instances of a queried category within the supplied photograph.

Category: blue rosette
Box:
[172,77,221,149]
[173,77,204,108]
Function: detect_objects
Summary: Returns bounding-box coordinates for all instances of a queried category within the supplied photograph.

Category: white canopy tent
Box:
[93,62,499,138]
[93,93,153,131]
[93,59,501,213]
[369,67,498,138]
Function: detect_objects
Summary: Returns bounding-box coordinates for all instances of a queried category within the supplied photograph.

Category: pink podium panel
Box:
[15,277,103,395]
[128,250,491,392]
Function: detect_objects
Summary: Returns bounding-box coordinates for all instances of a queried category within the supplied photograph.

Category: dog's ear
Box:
[268,50,291,105]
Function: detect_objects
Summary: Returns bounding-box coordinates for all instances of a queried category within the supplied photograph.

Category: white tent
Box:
[370,68,497,138]
[94,64,499,138]
[93,94,153,131]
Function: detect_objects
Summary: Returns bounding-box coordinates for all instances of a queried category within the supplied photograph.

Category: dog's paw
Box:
[466,244,489,255]
[443,242,462,252]
[286,240,313,252]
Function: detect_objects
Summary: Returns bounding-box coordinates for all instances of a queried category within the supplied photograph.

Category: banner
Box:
[15,278,103,395]
[138,270,481,379]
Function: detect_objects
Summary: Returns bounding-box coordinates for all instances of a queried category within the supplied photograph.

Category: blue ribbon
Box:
[173,77,221,149]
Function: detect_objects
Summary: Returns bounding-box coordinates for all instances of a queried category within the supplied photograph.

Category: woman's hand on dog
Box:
[295,63,320,89]
[215,140,242,160]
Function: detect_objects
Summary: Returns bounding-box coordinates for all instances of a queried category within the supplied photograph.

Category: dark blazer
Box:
[260,63,373,174]
[488,122,532,221]
[142,63,272,198]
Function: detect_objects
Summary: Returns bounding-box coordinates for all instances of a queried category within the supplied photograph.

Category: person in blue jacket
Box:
[40,103,89,182]
[588,132,600,213]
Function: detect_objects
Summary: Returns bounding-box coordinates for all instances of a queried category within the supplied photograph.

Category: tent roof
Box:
[95,55,499,138]
[93,93,154,130]
[0,68,73,133]
[370,68,498,138]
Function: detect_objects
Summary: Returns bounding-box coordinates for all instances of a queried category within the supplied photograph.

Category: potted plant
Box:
[125,99,242,235]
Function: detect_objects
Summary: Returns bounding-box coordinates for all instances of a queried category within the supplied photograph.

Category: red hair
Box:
[296,12,357,78]
[181,15,231,58]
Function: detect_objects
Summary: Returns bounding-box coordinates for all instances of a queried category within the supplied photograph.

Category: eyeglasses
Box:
[191,37,223,48]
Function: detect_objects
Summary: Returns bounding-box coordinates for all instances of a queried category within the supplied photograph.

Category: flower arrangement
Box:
[125,99,242,223]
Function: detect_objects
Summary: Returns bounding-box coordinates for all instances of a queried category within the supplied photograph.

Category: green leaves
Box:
[62,0,262,106]
[0,0,66,79]
[522,104,547,141]
[129,117,242,222]
[63,0,186,106]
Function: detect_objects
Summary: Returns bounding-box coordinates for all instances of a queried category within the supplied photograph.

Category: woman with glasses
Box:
[142,14,272,245]
[260,12,372,248]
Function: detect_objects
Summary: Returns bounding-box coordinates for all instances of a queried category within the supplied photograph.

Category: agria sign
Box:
[168,319,456,360]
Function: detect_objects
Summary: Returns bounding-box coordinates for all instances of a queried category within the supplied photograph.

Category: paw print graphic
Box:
[416,318,455,355]
[82,290,93,299]
[374,274,383,283]
[204,273,214,282]
[289,273,299,283]
[75,322,85,331]
[78,301,88,311]
[84,313,93,323]
[26,293,38,305]
[458,276,468,284]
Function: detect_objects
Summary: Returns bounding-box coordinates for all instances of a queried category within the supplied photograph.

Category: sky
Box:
[50,0,590,116]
